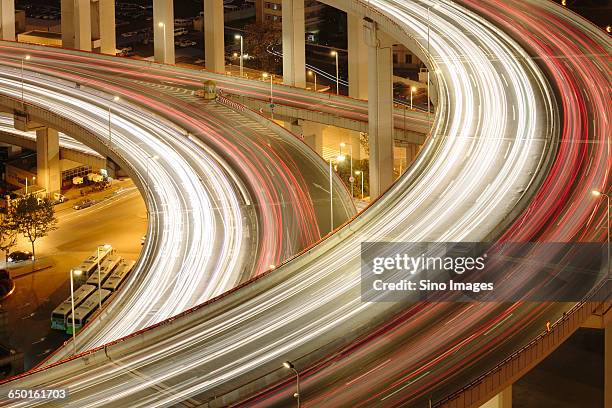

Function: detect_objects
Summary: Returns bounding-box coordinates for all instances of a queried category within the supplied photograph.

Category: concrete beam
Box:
[204,0,225,73]
[154,0,175,64]
[36,127,61,194]
[480,386,512,408]
[364,18,394,198]
[0,0,15,41]
[282,0,306,88]
[347,13,368,100]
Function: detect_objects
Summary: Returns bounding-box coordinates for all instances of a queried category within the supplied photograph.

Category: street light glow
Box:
[592,190,602,197]
[283,361,294,369]
[158,22,164,28]
[24,55,31,61]
[73,269,82,276]
[113,96,120,102]
[234,34,242,40]
[336,155,345,162]
[262,72,269,78]
[355,170,361,175]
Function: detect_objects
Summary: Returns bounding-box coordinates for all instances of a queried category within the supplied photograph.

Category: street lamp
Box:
[426,3,440,119]
[25,175,35,195]
[21,54,31,104]
[158,22,167,62]
[340,142,353,196]
[108,96,120,147]
[234,34,244,78]
[96,244,112,309]
[262,72,274,120]
[307,70,317,92]
[329,154,345,231]
[283,361,300,407]
[330,50,339,94]
[410,86,417,109]
[70,268,82,355]
[592,190,610,277]
[355,170,364,200]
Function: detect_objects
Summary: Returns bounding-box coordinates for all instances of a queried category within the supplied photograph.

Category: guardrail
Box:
[435,278,611,408]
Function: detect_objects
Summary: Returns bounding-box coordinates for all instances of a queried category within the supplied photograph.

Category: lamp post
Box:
[96,244,112,309]
[330,50,339,94]
[355,170,364,199]
[410,86,417,109]
[108,96,120,147]
[263,72,274,120]
[307,70,317,92]
[70,269,82,355]
[340,142,354,196]
[329,154,345,231]
[426,3,440,119]
[21,55,31,104]
[234,34,244,77]
[25,176,35,195]
[283,361,300,407]
[592,190,610,278]
[158,22,167,62]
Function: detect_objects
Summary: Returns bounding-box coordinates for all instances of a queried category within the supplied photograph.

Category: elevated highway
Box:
[0,0,608,407]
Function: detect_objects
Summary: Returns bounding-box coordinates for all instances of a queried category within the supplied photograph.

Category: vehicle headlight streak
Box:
[0,69,253,347]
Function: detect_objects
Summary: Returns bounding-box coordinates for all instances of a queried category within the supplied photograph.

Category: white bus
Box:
[66,289,112,334]
[102,260,135,292]
[50,284,96,331]
[85,255,122,287]
[72,247,114,282]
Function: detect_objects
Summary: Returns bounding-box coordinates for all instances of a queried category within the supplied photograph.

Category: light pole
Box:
[158,22,166,62]
[234,34,244,78]
[330,50,339,94]
[96,244,112,309]
[329,154,345,231]
[340,142,353,196]
[307,70,317,92]
[283,361,300,407]
[410,86,417,109]
[355,170,364,199]
[592,190,610,278]
[108,96,119,147]
[21,55,31,104]
[70,268,82,355]
[25,176,35,195]
[263,72,274,120]
[426,3,440,119]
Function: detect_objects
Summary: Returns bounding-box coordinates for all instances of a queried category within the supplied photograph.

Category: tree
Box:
[12,195,58,259]
[0,210,17,263]
[243,22,282,73]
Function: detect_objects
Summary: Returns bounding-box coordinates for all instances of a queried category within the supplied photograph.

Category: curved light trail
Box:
[0,0,608,406]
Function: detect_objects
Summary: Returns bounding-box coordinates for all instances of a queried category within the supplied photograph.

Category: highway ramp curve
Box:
[0,0,609,407]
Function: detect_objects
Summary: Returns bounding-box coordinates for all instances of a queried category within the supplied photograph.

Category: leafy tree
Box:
[0,210,18,263]
[243,22,282,73]
[12,195,58,259]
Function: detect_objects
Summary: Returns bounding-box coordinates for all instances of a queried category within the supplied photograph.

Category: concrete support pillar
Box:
[347,13,368,100]
[480,386,512,408]
[153,0,175,64]
[282,0,306,88]
[0,0,15,41]
[364,18,394,198]
[300,120,323,156]
[61,0,75,48]
[74,0,92,51]
[36,128,61,194]
[204,0,225,73]
[98,0,116,54]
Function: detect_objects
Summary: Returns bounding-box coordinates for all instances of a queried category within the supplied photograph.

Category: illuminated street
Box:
[0,0,609,408]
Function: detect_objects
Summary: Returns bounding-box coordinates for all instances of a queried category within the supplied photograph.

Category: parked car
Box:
[73,199,96,210]
[7,251,33,263]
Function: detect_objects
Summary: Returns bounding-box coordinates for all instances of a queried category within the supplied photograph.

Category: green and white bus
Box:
[85,255,122,287]
[72,248,113,283]
[66,288,112,335]
[50,284,96,330]
[102,260,135,292]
